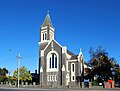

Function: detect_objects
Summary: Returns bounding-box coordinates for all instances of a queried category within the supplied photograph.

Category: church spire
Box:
[40,11,55,42]
[41,11,53,27]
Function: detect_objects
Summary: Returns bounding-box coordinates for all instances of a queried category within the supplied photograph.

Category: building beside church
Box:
[38,12,90,87]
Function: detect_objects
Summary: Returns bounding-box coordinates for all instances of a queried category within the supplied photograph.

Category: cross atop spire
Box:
[47,10,49,14]
[41,11,53,27]
[80,48,82,52]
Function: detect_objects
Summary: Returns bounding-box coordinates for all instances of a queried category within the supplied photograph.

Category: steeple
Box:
[41,11,53,27]
[40,11,55,43]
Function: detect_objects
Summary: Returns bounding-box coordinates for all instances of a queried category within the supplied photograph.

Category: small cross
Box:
[47,10,49,14]
[80,48,82,52]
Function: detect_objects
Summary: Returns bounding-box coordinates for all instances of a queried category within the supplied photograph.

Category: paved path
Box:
[0,87,120,91]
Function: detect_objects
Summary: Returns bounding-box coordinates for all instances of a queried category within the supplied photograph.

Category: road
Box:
[0,87,120,91]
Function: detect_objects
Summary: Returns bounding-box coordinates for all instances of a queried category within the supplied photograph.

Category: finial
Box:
[80,48,82,52]
[47,10,49,15]
[18,53,20,58]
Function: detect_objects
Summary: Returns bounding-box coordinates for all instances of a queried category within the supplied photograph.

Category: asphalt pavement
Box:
[0,87,120,91]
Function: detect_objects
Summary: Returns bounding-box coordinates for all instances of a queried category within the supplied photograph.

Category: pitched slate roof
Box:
[67,50,75,55]
[70,55,78,60]
[40,42,48,50]
[67,50,78,60]
[41,13,53,27]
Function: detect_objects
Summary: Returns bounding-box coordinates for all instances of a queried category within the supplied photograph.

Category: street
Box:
[0,87,120,91]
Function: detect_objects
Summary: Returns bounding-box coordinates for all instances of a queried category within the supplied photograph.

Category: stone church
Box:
[38,12,90,87]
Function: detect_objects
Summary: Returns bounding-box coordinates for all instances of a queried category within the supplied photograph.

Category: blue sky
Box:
[0,0,120,75]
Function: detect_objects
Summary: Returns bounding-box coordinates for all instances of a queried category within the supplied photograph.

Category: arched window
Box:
[43,33,47,41]
[52,53,54,68]
[71,63,75,72]
[45,33,47,40]
[72,64,74,72]
[43,33,44,40]
[50,58,51,68]
[55,57,57,68]
[47,52,58,72]
[71,63,75,81]
[49,53,57,69]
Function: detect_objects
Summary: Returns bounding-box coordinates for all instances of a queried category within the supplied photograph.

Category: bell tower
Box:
[40,11,55,43]
[38,11,55,84]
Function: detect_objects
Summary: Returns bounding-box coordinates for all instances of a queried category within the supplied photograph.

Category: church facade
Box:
[38,13,90,87]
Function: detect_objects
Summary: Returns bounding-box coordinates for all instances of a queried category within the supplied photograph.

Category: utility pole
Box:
[17,53,21,88]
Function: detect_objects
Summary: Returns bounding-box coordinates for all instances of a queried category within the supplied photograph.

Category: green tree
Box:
[88,46,116,82]
[0,68,8,82]
[113,64,120,83]
[13,66,32,82]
